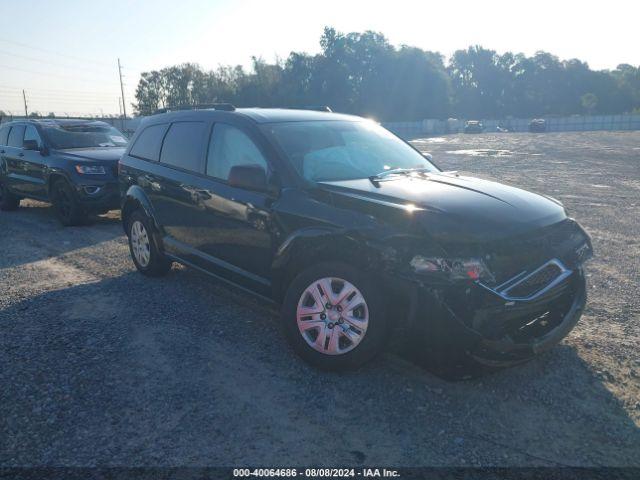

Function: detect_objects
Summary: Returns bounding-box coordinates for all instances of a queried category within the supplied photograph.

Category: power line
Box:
[0,63,116,85]
[0,84,123,95]
[0,49,113,75]
[0,37,114,69]
[1,91,120,100]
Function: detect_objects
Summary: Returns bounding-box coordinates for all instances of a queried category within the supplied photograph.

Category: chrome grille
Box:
[480,259,572,301]
[505,263,562,298]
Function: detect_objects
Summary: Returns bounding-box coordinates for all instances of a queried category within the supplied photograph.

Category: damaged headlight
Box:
[410,256,494,282]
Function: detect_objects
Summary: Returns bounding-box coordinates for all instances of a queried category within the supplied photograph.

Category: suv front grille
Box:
[504,262,563,298]
[479,259,572,302]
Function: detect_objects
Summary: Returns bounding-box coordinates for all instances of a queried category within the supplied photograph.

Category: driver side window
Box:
[24,125,42,148]
[206,123,267,181]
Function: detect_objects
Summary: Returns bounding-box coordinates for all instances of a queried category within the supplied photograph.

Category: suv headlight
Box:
[75,165,106,175]
[410,256,494,282]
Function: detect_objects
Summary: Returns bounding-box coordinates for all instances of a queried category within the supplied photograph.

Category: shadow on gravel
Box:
[0,202,122,270]
[2,268,639,466]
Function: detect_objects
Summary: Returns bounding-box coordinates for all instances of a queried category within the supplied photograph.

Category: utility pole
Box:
[117,58,127,121]
[22,90,28,117]
[118,96,123,131]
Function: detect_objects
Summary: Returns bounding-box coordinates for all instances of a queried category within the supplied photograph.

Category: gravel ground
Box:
[0,131,638,467]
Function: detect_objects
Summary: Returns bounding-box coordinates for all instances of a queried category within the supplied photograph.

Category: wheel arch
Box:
[271,227,394,304]
[46,171,70,198]
[121,185,159,234]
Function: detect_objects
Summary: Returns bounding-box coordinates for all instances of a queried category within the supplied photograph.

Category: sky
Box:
[0,0,638,116]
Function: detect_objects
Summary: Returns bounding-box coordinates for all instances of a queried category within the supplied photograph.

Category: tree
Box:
[133,26,640,120]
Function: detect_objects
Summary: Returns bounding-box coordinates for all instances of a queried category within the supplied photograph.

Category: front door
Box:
[196,122,276,291]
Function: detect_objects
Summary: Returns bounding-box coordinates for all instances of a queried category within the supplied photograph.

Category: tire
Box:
[51,179,87,226]
[127,209,172,277]
[282,262,388,370]
[0,181,20,211]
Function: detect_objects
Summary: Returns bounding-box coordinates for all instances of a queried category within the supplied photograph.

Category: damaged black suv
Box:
[119,106,593,371]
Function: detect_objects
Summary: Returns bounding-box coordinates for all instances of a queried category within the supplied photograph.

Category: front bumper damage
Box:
[403,222,593,367]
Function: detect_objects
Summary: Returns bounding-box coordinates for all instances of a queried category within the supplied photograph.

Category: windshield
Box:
[42,123,128,149]
[263,120,437,182]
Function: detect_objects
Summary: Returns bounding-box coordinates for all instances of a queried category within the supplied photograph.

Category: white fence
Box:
[3,113,640,140]
[383,114,640,138]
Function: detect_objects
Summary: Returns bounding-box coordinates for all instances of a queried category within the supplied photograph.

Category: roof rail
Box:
[287,105,332,112]
[154,103,236,115]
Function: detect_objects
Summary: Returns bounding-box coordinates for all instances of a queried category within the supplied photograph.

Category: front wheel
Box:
[127,209,172,276]
[51,180,87,226]
[282,262,388,370]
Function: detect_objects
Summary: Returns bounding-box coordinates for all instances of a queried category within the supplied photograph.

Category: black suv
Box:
[0,119,127,225]
[119,106,592,371]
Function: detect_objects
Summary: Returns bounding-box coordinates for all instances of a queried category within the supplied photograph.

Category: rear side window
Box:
[8,125,25,148]
[129,124,168,161]
[0,126,9,145]
[160,121,206,172]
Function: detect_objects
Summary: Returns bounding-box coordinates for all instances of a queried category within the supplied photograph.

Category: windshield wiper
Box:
[368,167,431,187]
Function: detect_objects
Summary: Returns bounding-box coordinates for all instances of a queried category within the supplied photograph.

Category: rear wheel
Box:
[127,209,172,276]
[282,262,387,370]
[0,181,20,211]
[51,179,87,226]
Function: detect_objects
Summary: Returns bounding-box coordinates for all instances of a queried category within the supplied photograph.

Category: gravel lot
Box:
[1,131,639,467]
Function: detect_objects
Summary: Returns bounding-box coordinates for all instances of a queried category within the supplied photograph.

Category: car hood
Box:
[54,147,126,162]
[320,172,567,243]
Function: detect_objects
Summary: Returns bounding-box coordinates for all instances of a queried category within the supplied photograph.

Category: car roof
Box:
[234,108,362,123]
[1,118,112,128]
[145,108,364,125]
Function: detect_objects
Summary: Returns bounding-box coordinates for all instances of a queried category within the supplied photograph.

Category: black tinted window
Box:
[24,125,42,148]
[0,126,9,145]
[8,125,25,148]
[206,123,267,180]
[160,122,206,172]
[129,124,168,161]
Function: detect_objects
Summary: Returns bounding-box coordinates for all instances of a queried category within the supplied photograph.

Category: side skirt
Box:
[165,252,277,305]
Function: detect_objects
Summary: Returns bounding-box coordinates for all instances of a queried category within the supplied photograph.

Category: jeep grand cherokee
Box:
[0,119,127,225]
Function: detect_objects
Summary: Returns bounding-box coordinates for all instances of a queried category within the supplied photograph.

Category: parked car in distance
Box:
[0,119,127,225]
[529,118,547,132]
[119,105,593,371]
[464,120,484,133]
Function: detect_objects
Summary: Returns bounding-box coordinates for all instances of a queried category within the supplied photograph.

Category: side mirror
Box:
[228,164,268,191]
[23,139,40,151]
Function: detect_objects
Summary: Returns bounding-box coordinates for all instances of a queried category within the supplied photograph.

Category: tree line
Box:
[133,26,640,121]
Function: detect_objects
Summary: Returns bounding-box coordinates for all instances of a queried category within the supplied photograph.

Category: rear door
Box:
[19,125,47,198]
[0,125,10,186]
[4,124,27,194]
[148,120,210,251]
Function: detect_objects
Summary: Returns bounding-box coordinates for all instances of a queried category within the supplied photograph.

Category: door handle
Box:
[18,152,24,157]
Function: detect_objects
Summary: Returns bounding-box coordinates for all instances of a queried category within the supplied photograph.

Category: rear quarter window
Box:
[7,125,25,148]
[159,121,207,173]
[129,123,168,161]
[0,125,10,145]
